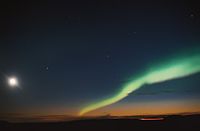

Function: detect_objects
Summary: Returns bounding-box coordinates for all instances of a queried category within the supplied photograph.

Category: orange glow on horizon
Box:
[2,100,200,119]
[85,100,200,116]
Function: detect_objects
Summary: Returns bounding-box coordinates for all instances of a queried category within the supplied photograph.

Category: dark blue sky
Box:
[0,0,200,116]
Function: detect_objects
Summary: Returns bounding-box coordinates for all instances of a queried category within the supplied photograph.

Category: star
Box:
[106,55,111,59]
[189,13,195,18]
[128,31,137,36]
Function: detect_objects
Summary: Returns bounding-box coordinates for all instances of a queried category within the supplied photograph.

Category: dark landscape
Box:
[0,114,200,131]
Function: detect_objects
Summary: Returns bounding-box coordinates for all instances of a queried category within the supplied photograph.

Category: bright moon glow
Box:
[8,77,18,87]
[79,53,200,116]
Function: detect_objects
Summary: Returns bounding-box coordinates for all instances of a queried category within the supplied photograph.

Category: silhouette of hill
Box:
[0,114,200,131]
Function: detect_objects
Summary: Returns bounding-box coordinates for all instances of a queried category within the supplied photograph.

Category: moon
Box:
[8,77,18,87]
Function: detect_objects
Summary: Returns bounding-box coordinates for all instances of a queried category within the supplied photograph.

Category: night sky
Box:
[0,0,200,118]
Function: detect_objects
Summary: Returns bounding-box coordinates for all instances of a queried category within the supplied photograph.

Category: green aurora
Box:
[79,52,200,116]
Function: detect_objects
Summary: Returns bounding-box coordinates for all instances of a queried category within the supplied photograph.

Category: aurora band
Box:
[79,53,200,116]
